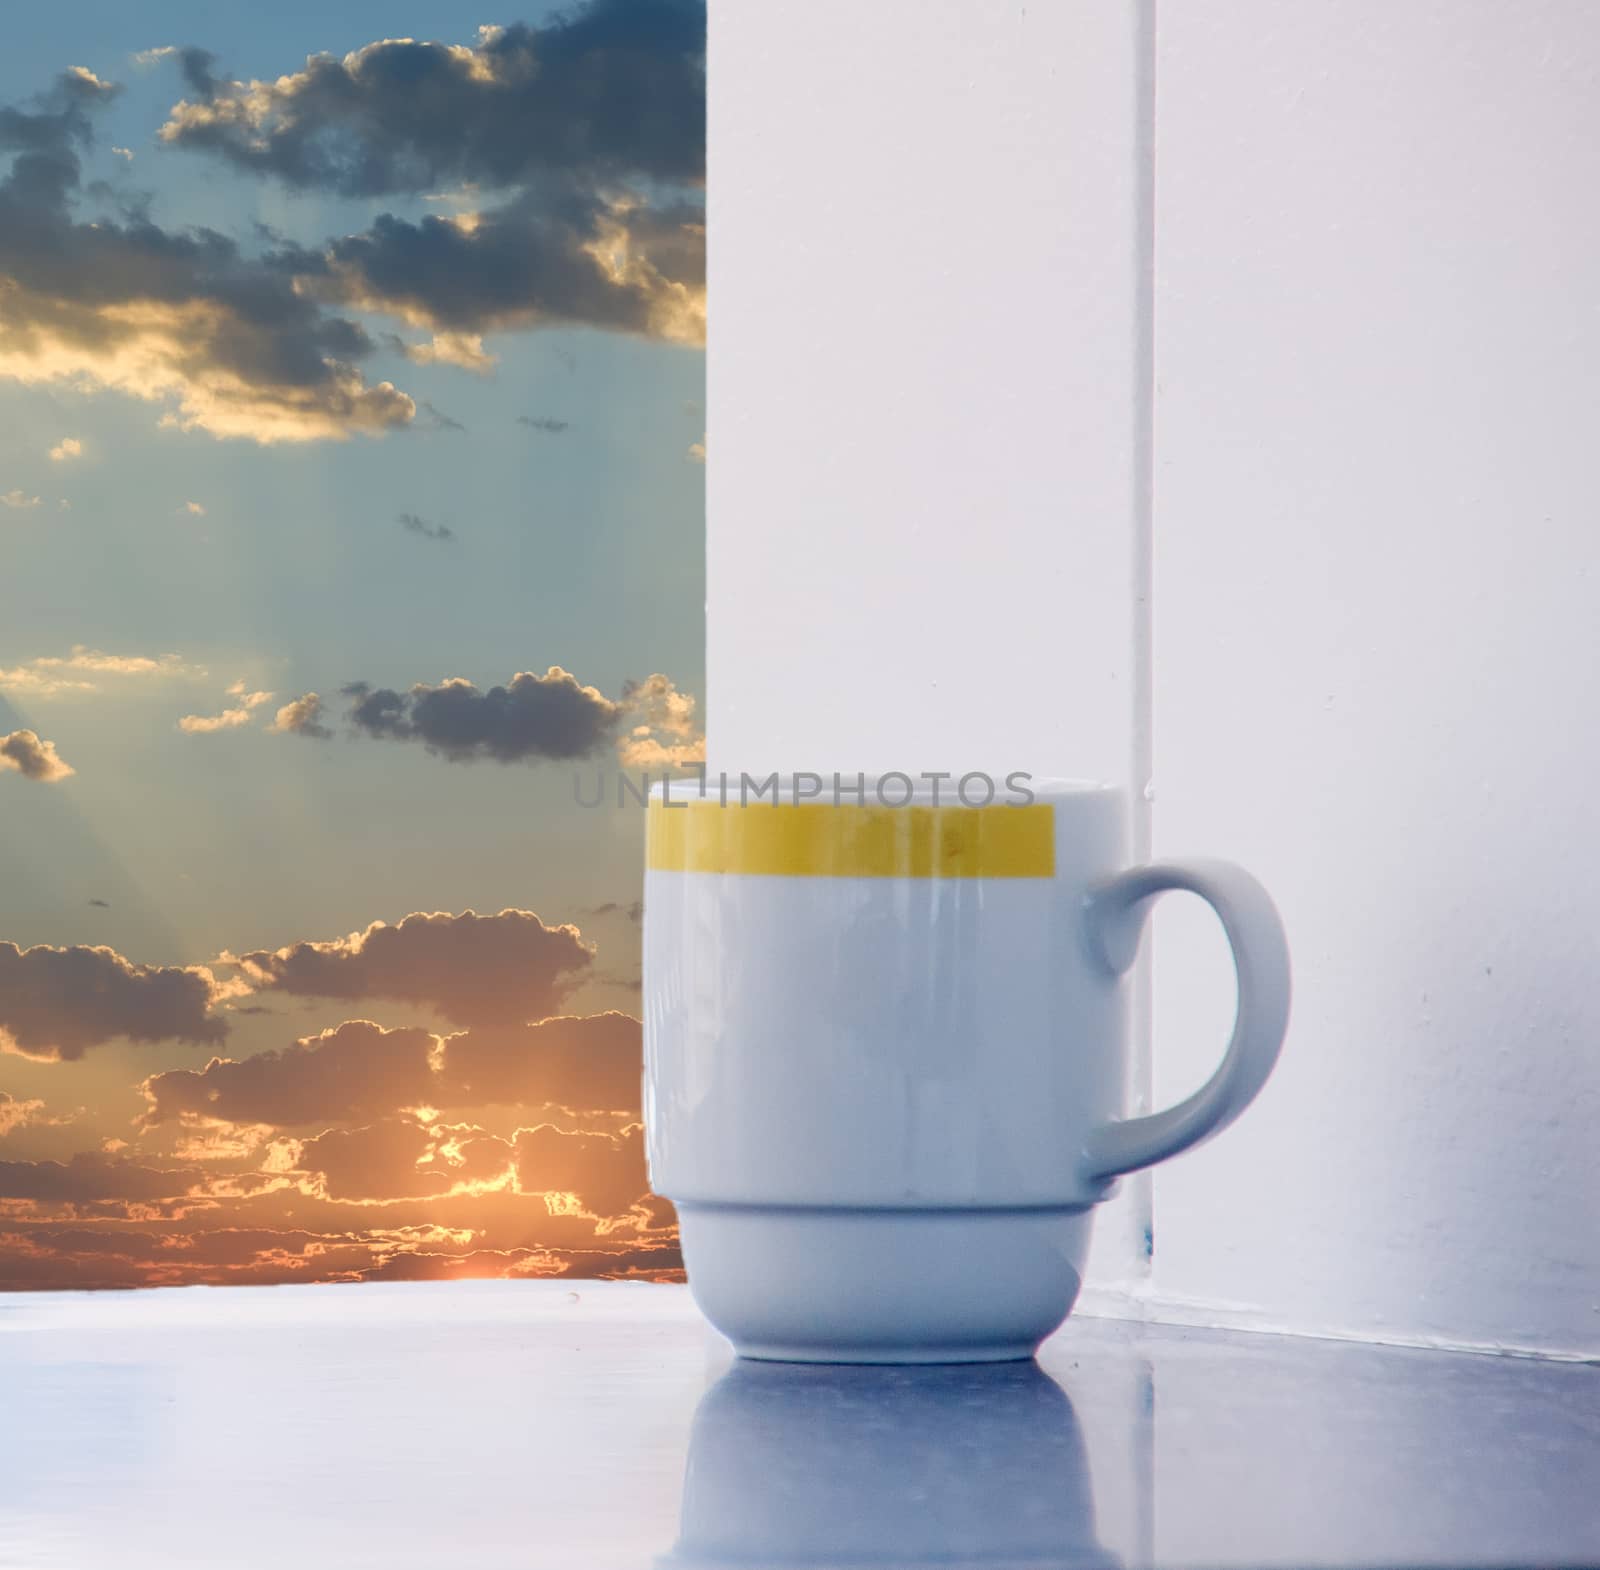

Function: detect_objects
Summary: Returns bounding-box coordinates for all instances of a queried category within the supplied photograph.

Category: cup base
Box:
[675,1202,1094,1365]
[729,1339,1041,1365]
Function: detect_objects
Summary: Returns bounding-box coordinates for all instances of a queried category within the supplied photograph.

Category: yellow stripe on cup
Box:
[646,799,1056,879]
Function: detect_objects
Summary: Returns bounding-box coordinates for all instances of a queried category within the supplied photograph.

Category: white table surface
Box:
[2,1280,1596,1569]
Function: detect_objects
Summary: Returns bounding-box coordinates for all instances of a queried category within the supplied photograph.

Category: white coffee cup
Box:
[643,776,1290,1363]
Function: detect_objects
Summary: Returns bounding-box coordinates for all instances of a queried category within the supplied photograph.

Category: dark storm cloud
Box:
[158,4,705,196]
[231,908,594,1027]
[398,510,455,543]
[0,941,226,1061]
[342,668,623,763]
[0,68,413,441]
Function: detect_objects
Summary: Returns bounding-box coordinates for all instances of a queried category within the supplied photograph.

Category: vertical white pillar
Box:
[707,0,1153,1292]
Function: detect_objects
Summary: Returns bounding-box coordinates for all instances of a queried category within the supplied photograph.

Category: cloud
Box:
[0,728,74,781]
[230,908,594,1027]
[514,1123,649,1219]
[396,1242,682,1283]
[1,489,40,509]
[296,191,705,346]
[0,1144,679,1285]
[337,666,704,768]
[539,1240,682,1279]
[141,1010,642,1137]
[583,899,644,924]
[4,10,706,445]
[0,1213,672,1290]
[0,70,416,443]
[0,1150,197,1202]
[153,8,706,349]
[0,1092,46,1137]
[0,646,202,697]
[615,672,704,768]
[177,710,249,734]
[518,416,569,434]
[0,1240,163,1289]
[0,1217,531,1289]
[280,1115,648,1216]
[271,692,332,739]
[293,1116,513,1203]
[399,330,493,372]
[142,1020,437,1130]
[88,897,110,908]
[47,435,81,461]
[416,400,465,433]
[0,941,227,1061]
[157,8,705,196]
[437,1013,642,1114]
[178,690,272,732]
[616,733,705,768]
[344,666,623,763]
[398,511,455,543]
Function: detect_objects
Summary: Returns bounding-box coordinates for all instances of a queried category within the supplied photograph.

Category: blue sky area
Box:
[0,1,704,1288]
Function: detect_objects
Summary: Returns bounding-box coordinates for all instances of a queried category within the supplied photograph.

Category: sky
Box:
[0,0,704,1288]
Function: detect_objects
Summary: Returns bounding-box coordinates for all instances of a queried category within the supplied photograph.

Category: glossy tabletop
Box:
[1,1280,1596,1569]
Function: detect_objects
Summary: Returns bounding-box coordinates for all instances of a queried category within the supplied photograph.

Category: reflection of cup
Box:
[661,1360,1119,1569]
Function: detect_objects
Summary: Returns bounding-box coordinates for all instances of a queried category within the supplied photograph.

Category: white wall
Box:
[708,0,1145,785]
[1144,0,1600,1357]
[710,0,1600,1355]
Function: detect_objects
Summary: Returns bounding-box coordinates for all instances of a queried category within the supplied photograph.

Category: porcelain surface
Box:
[644,784,1290,1359]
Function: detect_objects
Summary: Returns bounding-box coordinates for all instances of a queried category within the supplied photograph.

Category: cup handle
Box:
[1080,858,1291,1186]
